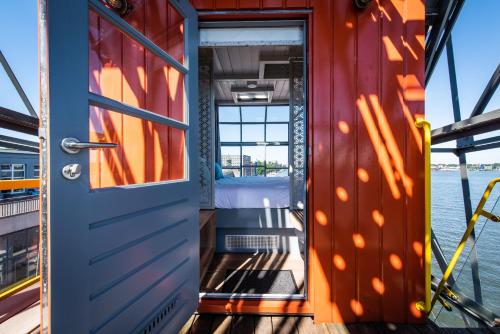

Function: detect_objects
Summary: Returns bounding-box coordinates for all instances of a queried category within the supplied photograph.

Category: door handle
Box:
[61,137,118,154]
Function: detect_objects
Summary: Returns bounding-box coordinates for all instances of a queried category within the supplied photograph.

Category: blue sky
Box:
[0,0,498,163]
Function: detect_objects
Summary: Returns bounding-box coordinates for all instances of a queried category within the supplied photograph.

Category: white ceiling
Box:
[206,45,302,103]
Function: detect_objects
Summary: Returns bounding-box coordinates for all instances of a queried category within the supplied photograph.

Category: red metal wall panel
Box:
[192,0,425,324]
[89,0,425,324]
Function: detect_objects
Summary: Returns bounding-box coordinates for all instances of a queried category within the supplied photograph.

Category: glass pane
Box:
[219,106,240,122]
[266,168,288,177]
[89,10,185,122]
[219,124,240,142]
[266,146,288,168]
[267,105,289,122]
[89,107,185,188]
[13,165,24,171]
[241,106,265,122]
[0,165,10,171]
[242,124,264,142]
[12,230,27,254]
[222,168,240,177]
[266,124,288,142]
[220,146,241,167]
[242,146,265,166]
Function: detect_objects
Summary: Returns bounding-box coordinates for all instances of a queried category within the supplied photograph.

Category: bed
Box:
[214,176,302,253]
[215,176,290,209]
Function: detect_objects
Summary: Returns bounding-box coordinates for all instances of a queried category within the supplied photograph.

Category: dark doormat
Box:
[221,269,299,294]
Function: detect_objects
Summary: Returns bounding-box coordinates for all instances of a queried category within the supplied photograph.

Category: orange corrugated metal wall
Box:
[191,0,425,324]
[90,0,425,324]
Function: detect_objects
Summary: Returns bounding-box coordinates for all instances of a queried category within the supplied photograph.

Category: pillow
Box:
[215,163,224,180]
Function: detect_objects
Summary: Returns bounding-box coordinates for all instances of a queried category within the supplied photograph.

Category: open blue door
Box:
[39,0,199,333]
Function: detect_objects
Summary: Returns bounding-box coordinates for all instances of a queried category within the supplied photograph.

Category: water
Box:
[430,171,500,327]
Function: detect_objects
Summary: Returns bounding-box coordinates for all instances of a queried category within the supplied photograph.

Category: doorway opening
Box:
[197,21,308,300]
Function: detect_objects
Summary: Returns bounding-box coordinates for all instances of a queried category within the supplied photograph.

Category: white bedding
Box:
[215,176,290,209]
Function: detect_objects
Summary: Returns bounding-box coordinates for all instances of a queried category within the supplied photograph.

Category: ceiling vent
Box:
[258,56,290,80]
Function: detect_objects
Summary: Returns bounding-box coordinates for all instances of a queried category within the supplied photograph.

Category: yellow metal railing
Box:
[0,275,40,302]
[0,178,41,302]
[431,177,500,310]
[415,118,432,313]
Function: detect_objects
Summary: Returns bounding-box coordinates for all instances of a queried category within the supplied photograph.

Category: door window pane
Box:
[89,10,185,122]
[267,105,289,122]
[241,106,265,122]
[266,124,288,142]
[242,124,264,142]
[220,146,241,167]
[219,106,240,122]
[266,146,288,168]
[219,124,240,142]
[89,107,185,188]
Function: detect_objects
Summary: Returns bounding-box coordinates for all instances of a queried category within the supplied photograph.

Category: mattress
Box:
[215,176,290,208]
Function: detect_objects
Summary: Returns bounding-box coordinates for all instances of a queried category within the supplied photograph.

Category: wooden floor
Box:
[179,314,499,334]
[200,252,305,294]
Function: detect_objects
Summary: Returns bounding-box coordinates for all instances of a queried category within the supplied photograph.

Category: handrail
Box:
[0,275,40,302]
[431,177,500,310]
[415,118,432,313]
[0,178,40,191]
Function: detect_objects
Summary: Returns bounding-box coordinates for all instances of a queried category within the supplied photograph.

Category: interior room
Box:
[197,23,307,298]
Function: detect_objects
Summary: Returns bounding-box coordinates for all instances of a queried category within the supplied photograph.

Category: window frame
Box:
[0,164,26,194]
[218,104,290,177]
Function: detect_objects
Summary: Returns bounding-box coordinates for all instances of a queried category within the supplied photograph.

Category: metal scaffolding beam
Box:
[0,135,39,153]
[0,50,38,118]
[431,108,500,145]
[0,106,39,136]
[445,37,483,306]
[470,64,500,118]
[425,0,464,86]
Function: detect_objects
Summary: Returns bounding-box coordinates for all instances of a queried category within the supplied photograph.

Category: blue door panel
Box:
[40,0,199,332]
[99,266,195,333]
[88,233,190,296]
[88,240,190,312]
[88,200,190,258]
[90,254,195,333]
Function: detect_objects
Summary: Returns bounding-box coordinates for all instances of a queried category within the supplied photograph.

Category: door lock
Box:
[62,163,82,180]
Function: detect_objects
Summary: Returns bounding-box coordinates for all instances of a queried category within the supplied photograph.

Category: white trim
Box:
[200,27,303,46]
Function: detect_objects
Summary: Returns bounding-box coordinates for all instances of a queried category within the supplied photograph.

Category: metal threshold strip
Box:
[199,292,306,301]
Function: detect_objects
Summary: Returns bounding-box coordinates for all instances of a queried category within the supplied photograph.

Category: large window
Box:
[1,164,26,194]
[218,105,289,177]
[0,226,39,290]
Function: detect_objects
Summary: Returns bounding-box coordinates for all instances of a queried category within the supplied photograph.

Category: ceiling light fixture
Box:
[231,85,274,104]
[247,81,258,89]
